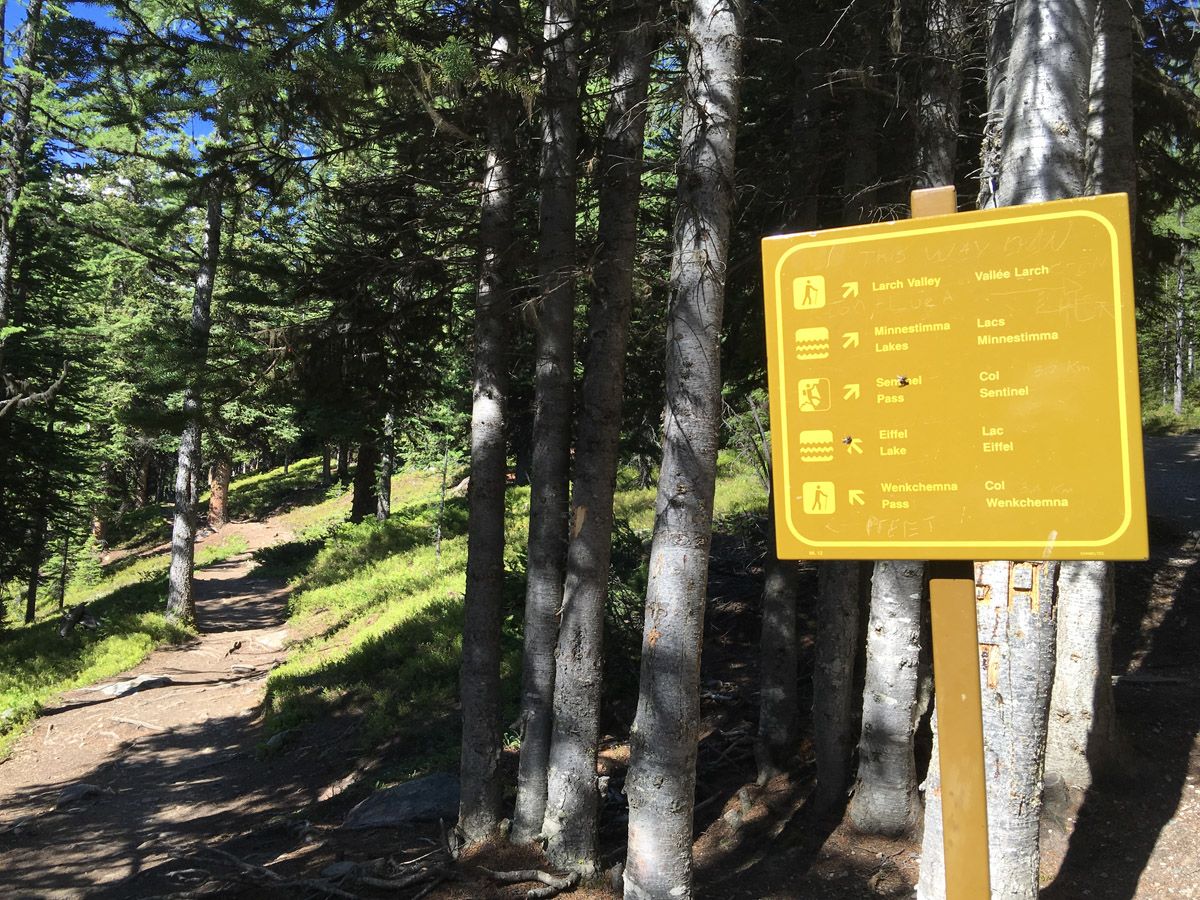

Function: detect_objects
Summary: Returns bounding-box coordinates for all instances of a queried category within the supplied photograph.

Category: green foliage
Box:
[1142,403,1200,435]
[67,534,106,592]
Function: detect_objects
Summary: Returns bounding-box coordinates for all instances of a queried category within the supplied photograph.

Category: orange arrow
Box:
[842,281,860,298]
[843,383,861,400]
[849,489,866,506]
[842,332,860,349]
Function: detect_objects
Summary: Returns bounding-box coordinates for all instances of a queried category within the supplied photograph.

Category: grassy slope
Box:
[260,452,768,782]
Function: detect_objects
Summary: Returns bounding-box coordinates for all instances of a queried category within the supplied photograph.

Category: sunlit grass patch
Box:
[261,454,768,781]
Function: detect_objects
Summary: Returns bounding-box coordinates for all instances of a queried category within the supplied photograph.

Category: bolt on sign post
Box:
[761,186,1148,899]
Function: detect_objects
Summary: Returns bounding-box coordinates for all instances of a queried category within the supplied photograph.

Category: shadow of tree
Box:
[1044,520,1200,898]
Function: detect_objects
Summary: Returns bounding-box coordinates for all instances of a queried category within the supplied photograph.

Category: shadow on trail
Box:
[0,707,319,898]
[1044,520,1200,899]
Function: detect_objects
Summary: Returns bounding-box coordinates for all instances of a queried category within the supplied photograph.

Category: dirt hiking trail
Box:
[0,519,305,898]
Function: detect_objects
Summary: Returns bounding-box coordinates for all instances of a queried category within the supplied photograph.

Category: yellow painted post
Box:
[913,185,991,899]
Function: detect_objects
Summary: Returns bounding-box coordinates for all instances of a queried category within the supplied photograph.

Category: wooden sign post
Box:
[761,186,1147,898]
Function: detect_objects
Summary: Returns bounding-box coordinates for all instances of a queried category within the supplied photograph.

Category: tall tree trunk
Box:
[848,561,924,835]
[623,2,745,896]
[165,175,224,627]
[321,444,332,482]
[756,478,801,783]
[337,442,350,486]
[1047,0,1135,792]
[536,0,654,864]
[852,0,963,836]
[0,0,42,382]
[23,420,53,624]
[514,0,582,846]
[208,452,232,530]
[350,439,380,524]
[840,4,881,226]
[57,530,69,611]
[977,0,1014,207]
[922,4,1095,892]
[1083,0,1134,206]
[135,450,152,508]
[993,0,1095,205]
[377,410,394,521]
[790,41,827,229]
[915,0,965,190]
[458,0,520,847]
[1046,562,1121,786]
[812,560,866,812]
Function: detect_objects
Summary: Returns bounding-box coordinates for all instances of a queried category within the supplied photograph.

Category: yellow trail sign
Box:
[762,193,1148,561]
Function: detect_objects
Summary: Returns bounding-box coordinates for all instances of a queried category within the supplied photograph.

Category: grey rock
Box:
[342,773,459,829]
[55,783,105,808]
[85,674,173,698]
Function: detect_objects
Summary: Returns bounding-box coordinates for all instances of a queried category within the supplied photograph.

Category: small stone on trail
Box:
[264,730,293,752]
[85,674,174,698]
[55,783,106,809]
[342,773,460,829]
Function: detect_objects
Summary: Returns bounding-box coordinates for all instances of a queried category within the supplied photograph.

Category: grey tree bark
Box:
[850,0,963,836]
[915,0,965,190]
[978,0,1014,208]
[755,477,801,784]
[847,561,924,835]
[840,0,881,226]
[623,1,745,896]
[1083,0,1135,206]
[166,176,225,627]
[377,410,394,521]
[350,438,379,523]
[812,560,866,812]
[927,0,1094,892]
[23,420,52,624]
[514,0,581,847]
[1046,0,1134,791]
[537,0,654,870]
[993,0,1095,205]
[458,0,520,847]
[208,452,232,530]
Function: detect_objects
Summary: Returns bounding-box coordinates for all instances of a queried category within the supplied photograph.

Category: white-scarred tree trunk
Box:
[920,0,1094,893]
[623,1,744,896]
[848,561,924,835]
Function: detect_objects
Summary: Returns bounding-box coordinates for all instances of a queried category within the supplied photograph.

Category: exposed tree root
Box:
[481,866,581,899]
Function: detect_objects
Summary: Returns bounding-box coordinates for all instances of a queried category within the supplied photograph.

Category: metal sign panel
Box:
[762,193,1148,560]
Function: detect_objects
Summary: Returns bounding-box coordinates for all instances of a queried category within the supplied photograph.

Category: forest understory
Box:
[1,461,1197,900]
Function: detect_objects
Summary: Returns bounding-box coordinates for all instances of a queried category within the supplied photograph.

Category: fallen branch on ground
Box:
[480,867,581,900]
[165,844,361,899]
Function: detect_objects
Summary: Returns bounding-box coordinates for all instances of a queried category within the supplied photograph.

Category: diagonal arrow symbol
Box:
[846,438,864,455]
[843,383,861,400]
[842,331,860,349]
[842,281,860,298]
[849,489,865,506]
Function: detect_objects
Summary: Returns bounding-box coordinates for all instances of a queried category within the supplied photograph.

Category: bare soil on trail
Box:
[0,519,317,898]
